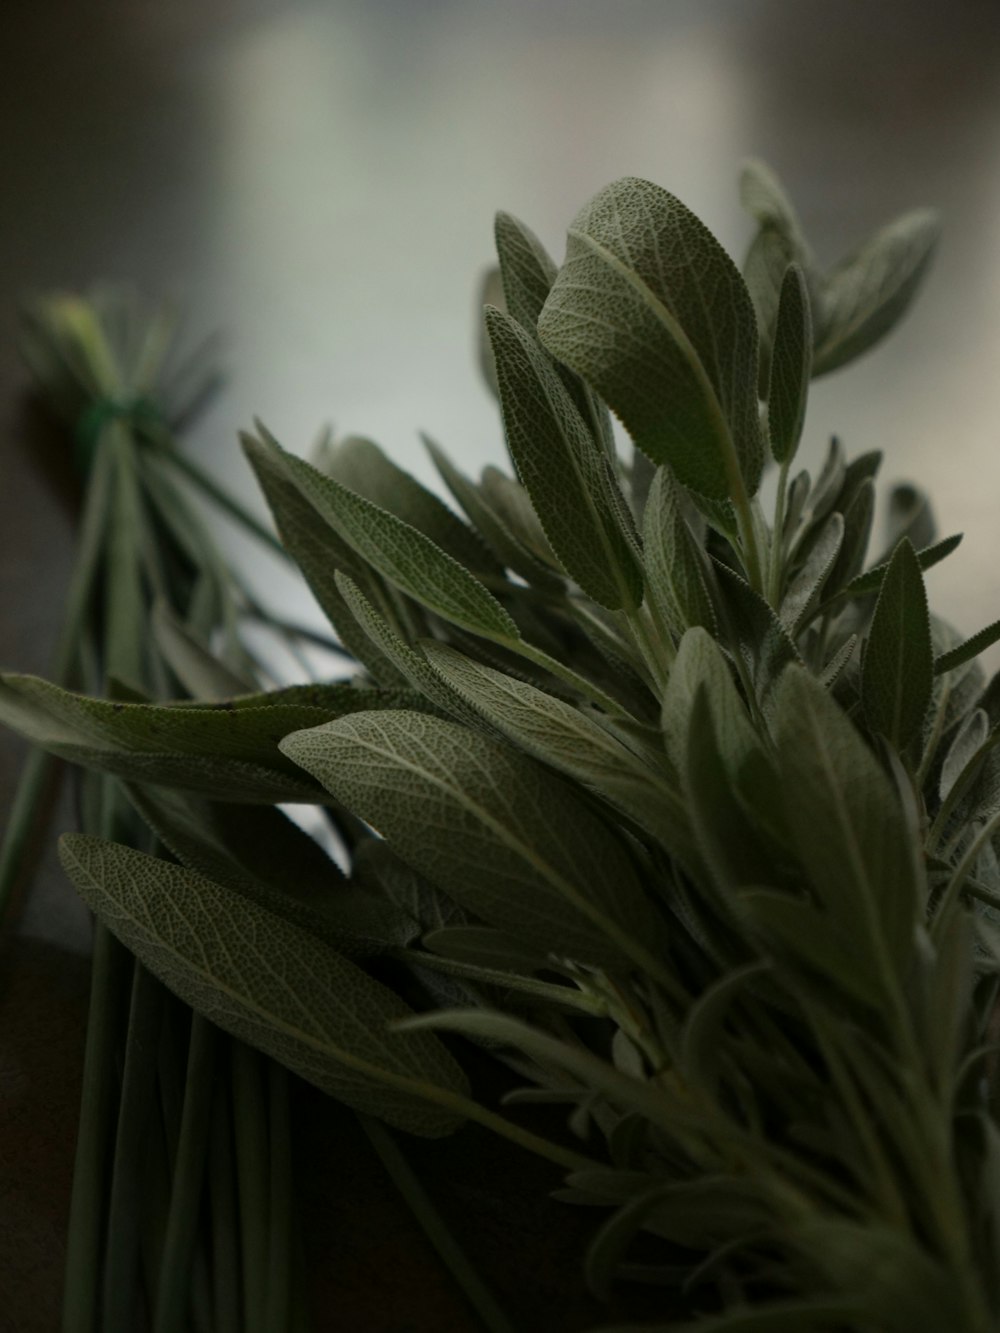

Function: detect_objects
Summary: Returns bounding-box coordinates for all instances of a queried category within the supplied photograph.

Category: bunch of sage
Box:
[7,166,1000,1329]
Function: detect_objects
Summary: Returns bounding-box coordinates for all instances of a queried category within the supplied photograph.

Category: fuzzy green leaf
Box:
[280,710,666,975]
[773,666,921,980]
[494,210,557,331]
[125,784,415,956]
[861,538,933,750]
[767,264,812,464]
[813,208,941,375]
[422,640,689,850]
[935,619,1000,677]
[250,427,519,641]
[486,306,642,610]
[317,435,501,576]
[59,834,470,1136]
[537,177,761,501]
[642,468,717,637]
[838,532,962,600]
[779,513,843,634]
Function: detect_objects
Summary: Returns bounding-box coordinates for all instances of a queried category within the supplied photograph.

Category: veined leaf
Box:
[739,159,811,261]
[423,435,564,591]
[772,666,921,979]
[861,538,933,750]
[422,640,690,850]
[280,710,667,974]
[316,434,500,576]
[486,306,643,610]
[494,210,557,331]
[642,468,717,637]
[813,207,941,375]
[712,563,802,711]
[333,572,484,729]
[538,177,761,501]
[250,426,519,641]
[59,835,470,1136]
[494,210,616,458]
[244,430,408,684]
[125,784,415,956]
[825,477,875,597]
[939,709,990,802]
[779,513,843,634]
[767,264,812,464]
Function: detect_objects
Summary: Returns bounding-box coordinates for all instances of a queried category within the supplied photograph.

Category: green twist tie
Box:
[73,396,163,475]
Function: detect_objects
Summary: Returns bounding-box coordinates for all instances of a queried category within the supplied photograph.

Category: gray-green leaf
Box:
[280,709,667,976]
[487,306,642,610]
[537,177,761,501]
[861,538,933,750]
[813,208,941,376]
[767,264,812,464]
[59,834,470,1136]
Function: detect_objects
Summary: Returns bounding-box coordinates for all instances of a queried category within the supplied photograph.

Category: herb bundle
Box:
[1,291,318,1332]
[7,165,1000,1330]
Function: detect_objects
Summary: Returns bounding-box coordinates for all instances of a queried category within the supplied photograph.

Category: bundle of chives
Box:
[1,290,305,1333]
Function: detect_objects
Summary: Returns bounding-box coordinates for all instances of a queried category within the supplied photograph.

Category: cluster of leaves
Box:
[8,168,1000,1330]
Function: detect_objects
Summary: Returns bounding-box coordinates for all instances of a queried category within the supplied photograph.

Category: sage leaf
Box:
[813,207,941,375]
[779,512,844,634]
[939,709,990,802]
[423,436,564,592]
[280,710,667,975]
[494,210,557,331]
[124,784,415,956]
[251,426,519,641]
[773,666,921,980]
[334,572,484,728]
[151,601,254,701]
[712,562,802,711]
[317,434,500,577]
[835,532,962,601]
[935,619,1000,677]
[537,177,762,501]
[486,306,643,610]
[422,640,690,849]
[244,430,408,684]
[767,264,812,465]
[494,210,616,458]
[861,538,933,750]
[642,468,717,637]
[59,835,470,1136]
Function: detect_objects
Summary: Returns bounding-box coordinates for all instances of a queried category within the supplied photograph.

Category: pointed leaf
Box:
[772,666,921,978]
[779,512,843,634]
[861,538,933,750]
[767,264,812,464]
[642,468,717,637]
[814,207,940,375]
[486,306,642,609]
[280,710,666,974]
[935,619,1000,677]
[59,835,470,1136]
[250,427,519,641]
[317,434,500,576]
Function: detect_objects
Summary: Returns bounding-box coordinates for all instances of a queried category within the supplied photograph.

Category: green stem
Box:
[264,1062,293,1333]
[102,960,165,1333]
[61,924,130,1333]
[230,1041,269,1333]
[209,1071,242,1333]
[154,1016,217,1333]
[360,1115,517,1333]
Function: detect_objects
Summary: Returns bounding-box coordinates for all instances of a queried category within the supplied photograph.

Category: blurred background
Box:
[2,0,1000,1325]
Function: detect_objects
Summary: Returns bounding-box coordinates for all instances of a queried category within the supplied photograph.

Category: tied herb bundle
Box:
[6,165,1000,1330]
[0,291,322,1332]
